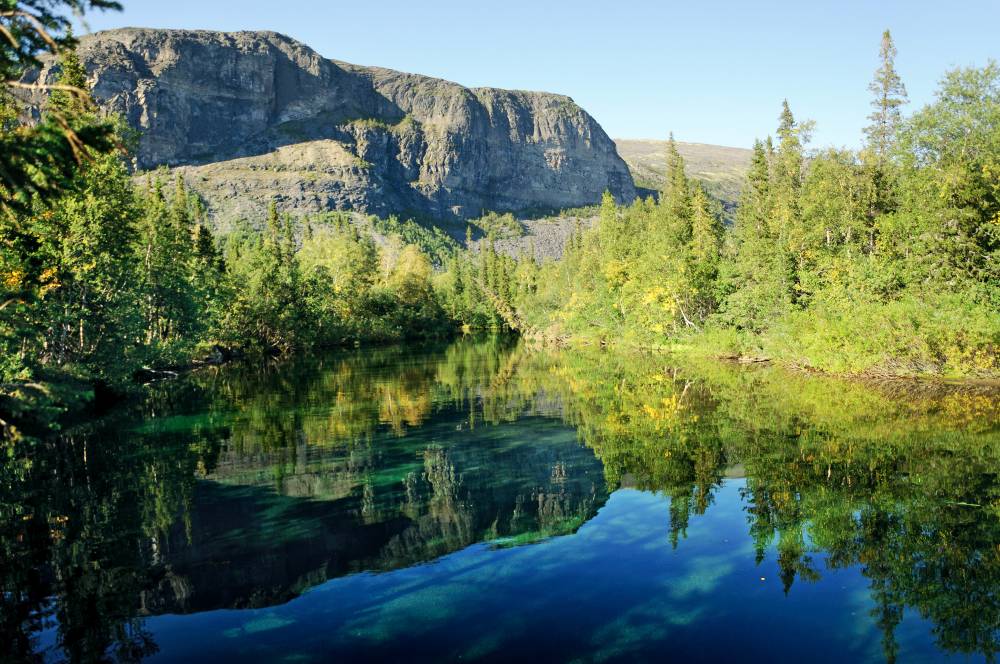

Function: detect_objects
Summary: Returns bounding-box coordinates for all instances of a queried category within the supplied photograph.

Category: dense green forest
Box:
[1,2,997,442]
[498,33,999,378]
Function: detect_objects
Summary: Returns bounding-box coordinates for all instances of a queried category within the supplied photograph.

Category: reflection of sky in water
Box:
[145,482,952,663]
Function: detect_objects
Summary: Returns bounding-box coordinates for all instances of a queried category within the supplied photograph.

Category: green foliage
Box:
[488,45,999,379]
[437,233,526,331]
[216,206,450,354]
[135,176,202,358]
[505,156,726,346]
[662,133,693,223]
[468,211,524,240]
[0,2,120,214]
[1,44,142,387]
[363,213,458,266]
[217,204,313,354]
[715,139,793,331]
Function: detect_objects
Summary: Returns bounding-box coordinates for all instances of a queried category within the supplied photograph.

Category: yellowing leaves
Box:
[642,287,668,306]
[603,260,630,288]
[3,269,24,289]
[639,394,686,431]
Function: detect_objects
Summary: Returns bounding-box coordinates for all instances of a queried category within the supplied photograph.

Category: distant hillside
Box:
[615,139,752,211]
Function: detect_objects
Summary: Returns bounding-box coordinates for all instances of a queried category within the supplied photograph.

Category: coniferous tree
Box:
[862,30,908,226]
[47,30,88,116]
[773,101,804,238]
[663,133,693,237]
[137,176,200,351]
[21,47,142,383]
[687,184,724,319]
[718,139,792,330]
[772,101,807,300]
[864,30,908,162]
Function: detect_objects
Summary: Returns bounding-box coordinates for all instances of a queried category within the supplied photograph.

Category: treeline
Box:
[472,32,999,378]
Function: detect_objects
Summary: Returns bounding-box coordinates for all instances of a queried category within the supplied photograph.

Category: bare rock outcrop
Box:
[30,28,636,226]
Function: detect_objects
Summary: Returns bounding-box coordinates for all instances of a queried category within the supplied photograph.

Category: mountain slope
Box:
[614,138,751,210]
[28,28,635,226]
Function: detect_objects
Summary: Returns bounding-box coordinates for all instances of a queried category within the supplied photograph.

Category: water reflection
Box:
[2,337,999,662]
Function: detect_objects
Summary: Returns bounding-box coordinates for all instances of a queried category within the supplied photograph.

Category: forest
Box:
[499,32,998,378]
[1,1,998,442]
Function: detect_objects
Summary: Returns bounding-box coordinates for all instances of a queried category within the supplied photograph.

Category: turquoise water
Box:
[4,338,999,662]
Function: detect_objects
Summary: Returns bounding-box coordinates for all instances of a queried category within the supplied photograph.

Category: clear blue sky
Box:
[74,0,999,149]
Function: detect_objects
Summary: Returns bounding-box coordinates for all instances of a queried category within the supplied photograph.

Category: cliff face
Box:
[34,28,635,224]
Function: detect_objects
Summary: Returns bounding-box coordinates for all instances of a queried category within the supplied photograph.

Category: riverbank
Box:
[519,320,1000,385]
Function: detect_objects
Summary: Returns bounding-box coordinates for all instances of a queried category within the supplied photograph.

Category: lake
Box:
[3,337,999,662]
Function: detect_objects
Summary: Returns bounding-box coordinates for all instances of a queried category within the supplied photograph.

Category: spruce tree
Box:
[742,140,772,233]
[170,175,192,231]
[773,100,804,231]
[719,138,793,330]
[687,184,724,320]
[138,175,200,347]
[47,31,89,117]
[863,30,908,225]
[771,101,806,300]
[662,133,693,233]
[864,30,908,162]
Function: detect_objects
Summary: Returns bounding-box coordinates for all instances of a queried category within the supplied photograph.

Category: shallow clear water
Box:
[4,338,1000,662]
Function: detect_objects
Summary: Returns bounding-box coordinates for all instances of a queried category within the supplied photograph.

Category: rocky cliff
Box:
[30,28,635,226]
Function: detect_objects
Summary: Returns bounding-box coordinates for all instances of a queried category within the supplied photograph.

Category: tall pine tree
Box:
[662,133,693,237]
[862,29,908,227]
[864,30,908,162]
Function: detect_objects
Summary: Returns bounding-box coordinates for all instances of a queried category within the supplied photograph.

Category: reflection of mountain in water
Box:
[143,413,607,615]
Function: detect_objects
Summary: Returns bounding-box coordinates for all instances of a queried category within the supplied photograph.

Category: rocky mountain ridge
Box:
[28,28,636,226]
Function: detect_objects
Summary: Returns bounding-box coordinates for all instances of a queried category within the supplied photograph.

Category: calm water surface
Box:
[4,338,1000,662]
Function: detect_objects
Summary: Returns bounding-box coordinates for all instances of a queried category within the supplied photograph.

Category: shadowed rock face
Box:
[35,28,636,224]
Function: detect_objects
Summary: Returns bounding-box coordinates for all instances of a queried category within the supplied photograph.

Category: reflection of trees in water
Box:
[0,337,605,661]
[0,418,226,662]
[192,342,1000,660]
[532,350,1000,662]
[2,338,999,662]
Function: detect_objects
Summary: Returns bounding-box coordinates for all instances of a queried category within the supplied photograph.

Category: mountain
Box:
[614,138,752,211]
[26,28,635,228]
